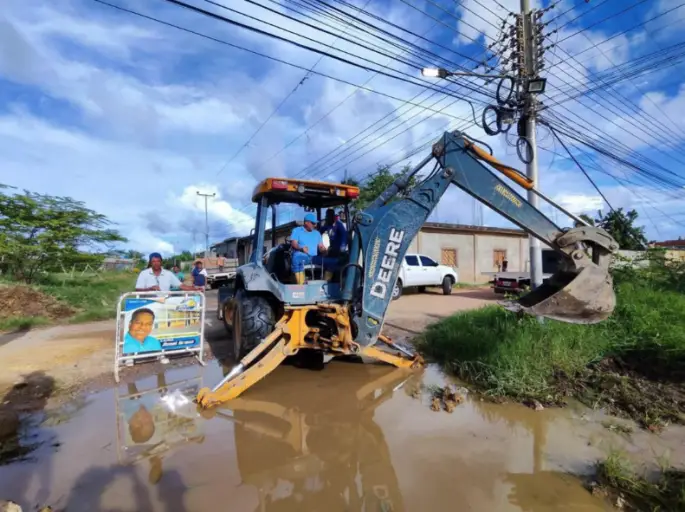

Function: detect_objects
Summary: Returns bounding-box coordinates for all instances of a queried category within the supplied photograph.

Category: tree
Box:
[0,187,126,282]
[577,213,595,226]
[348,164,416,211]
[593,208,647,250]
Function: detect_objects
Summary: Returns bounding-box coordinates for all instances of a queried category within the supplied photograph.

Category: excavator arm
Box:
[343,130,618,348]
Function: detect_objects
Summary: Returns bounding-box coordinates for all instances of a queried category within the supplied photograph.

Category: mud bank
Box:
[1,360,684,511]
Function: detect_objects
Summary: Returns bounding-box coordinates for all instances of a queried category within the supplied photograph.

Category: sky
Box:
[1,0,685,256]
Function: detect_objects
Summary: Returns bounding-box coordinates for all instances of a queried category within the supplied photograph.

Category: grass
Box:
[592,450,685,511]
[418,255,685,426]
[0,316,51,332]
[0,272,135,331]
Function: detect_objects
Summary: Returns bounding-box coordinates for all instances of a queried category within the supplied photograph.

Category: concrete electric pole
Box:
[519,0,543,290]
[196,191,216,261]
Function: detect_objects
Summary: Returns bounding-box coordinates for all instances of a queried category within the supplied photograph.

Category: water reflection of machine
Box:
[208,364,417,511]
[115,371,205,476]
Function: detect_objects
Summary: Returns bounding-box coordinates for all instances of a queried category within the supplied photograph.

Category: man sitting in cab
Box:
[290,213,338,284]
[319,208,348,257]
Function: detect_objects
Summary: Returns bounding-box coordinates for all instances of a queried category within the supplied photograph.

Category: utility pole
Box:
[196,191,216,261]
[519,0,543,290]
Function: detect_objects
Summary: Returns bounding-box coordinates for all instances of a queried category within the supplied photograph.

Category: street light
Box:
[421,67,448,78]
[421,67,513,80]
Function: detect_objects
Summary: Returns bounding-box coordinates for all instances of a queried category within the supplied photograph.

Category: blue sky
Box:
[1,0,684,255]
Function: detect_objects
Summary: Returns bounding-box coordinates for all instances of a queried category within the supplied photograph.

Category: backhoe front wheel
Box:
[442,276,454,295]
[232,289,276,360]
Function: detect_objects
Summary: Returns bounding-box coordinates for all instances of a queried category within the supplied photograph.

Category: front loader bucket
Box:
[501,263,615,324]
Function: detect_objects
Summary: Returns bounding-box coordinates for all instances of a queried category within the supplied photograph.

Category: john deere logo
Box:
[370,228,405,300]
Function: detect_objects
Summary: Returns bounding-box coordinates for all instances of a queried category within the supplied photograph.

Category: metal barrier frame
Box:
[114,291,206,382]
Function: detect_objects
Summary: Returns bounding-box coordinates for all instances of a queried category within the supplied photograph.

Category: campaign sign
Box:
[114,291,205,381]
[115,372,205,465]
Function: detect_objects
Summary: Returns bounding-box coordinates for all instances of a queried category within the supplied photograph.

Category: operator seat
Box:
[265,243,292,283]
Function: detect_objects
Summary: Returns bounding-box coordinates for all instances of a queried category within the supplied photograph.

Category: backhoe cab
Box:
[197,131,618,408]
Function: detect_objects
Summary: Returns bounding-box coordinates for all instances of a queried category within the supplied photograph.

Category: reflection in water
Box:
[211,363,415,511]
[115,371,205,485]
[0,362,642,511]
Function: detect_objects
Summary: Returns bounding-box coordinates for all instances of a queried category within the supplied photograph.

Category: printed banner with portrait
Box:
[114,291,205,381]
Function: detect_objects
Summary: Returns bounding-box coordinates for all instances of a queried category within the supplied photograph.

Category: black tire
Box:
[442,276,454,295]
[391,280,403,301]
[232,289,276,360]
[418,286,426,293]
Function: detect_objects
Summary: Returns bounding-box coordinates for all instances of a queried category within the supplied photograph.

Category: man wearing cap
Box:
[136,253,201,292]
[290,213,331,284]
[320,208,348,257]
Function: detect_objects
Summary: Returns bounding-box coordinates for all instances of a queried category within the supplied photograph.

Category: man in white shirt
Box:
[135,253,200,292]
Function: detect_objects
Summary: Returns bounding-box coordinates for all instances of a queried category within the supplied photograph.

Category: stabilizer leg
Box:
[360,334,424,369]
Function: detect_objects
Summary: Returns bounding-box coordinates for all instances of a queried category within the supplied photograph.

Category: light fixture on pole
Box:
[526,77,547,94]
[421,67,448,78]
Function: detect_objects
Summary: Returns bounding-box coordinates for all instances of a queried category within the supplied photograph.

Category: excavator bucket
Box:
[501,260,615,324]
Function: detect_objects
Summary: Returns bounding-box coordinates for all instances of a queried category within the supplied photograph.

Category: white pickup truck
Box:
[392,254,458,300]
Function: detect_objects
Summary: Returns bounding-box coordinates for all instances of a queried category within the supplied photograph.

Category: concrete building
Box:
[211,221,530,284]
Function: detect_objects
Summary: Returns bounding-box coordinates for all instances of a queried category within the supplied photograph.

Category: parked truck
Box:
[485,249,562,294]
[205,258,239,289]
[391,253,458,300]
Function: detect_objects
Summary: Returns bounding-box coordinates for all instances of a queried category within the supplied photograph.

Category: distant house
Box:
[651,239,685,250]
[102,257,135,271]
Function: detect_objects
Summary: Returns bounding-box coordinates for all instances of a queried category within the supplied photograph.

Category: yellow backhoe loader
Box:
[197,131,618,407]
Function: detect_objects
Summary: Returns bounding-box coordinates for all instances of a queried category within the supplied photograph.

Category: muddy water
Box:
[1,361,683,512]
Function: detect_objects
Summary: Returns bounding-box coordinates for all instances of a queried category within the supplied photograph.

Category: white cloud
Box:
[0,0,683,254]
[553,193,604,214]
[175,184,256,234]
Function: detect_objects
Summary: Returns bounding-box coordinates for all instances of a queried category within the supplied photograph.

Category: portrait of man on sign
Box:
[123,308,162,354]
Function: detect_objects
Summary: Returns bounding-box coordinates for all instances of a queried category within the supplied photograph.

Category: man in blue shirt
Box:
[291,213,334,284]
[191,260,207,288]
[320,208,348,257]
[123,308,162,354]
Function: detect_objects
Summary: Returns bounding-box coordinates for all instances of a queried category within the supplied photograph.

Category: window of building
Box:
[441,248,458,268]
[405,255,419,266]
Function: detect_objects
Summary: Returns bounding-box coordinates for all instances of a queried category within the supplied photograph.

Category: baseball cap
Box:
[304,213,316,223]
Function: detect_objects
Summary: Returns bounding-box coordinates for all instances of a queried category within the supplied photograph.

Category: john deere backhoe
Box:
[197,131,618,407]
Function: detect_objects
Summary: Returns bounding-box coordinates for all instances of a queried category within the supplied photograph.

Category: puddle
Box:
[1,360,683,511]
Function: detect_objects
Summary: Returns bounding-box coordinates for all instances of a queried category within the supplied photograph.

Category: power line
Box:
[548,125,614,212]
[210,0,374,178]
[545,0,685,74]
[91,0,485,118]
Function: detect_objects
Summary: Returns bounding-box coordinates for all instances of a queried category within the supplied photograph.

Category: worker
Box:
[502,259,509,272]
[192,260,208,288]
[320,208,348,257]
[217,253,226,272]
[290,213,331,284]
[136,253,199,292]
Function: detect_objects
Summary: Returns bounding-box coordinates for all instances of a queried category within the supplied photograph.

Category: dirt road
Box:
[1,288,685,511]
[0,288,497,396]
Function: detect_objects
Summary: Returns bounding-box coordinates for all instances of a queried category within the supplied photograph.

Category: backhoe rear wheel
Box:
[232,289,275,360]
